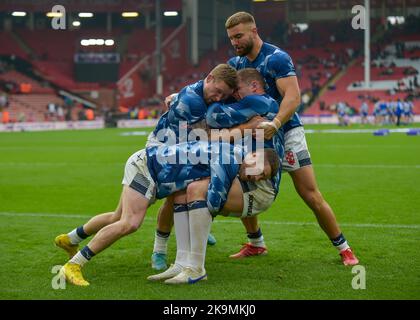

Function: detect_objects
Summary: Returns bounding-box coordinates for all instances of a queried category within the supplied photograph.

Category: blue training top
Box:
[206,93,284,196]
[227,42,302,133]
[146,140,243,215]
[152,80,207,144]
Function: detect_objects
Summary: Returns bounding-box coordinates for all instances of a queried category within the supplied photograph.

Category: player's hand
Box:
[164,93,177,110]
[257,118,282,140]
[247,115,265,130]
[245,116,266,139]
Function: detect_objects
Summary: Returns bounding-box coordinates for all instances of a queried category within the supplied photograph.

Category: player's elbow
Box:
[284,85,301,107]
[295,93,301,106]
[206,118,217,129]
[289,90,301,107]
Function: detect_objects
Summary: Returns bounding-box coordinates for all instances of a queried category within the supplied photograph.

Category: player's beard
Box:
[235,38,254,57]
[203,92,213,104]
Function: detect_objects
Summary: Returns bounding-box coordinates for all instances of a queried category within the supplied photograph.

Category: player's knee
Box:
[186,181,207,201]
[120,220,140,235]
[110,211,121,224]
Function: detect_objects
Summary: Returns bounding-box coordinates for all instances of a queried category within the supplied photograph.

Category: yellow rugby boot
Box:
[54,234,79,258]
[60,262,90,286]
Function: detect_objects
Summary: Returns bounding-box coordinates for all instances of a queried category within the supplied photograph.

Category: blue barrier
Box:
[373,129,390,136]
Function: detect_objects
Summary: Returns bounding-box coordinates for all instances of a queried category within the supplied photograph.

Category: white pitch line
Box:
[315,164,420,169]
[1,212,419,230]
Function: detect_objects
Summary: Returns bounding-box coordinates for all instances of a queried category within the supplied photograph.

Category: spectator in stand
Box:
[47,103,56,121]
[20,83,32,94]
[57,105,65,121]
[0,93,8,108]
[1,109,10,124]
[65,106,72,121]
[78,109,87,121]
[138,108,147,120]
[18,112,26,122]
[85,109,94,121]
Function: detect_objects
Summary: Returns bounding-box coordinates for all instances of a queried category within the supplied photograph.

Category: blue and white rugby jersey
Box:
[206,94,284,196]
[152,80,207,144]
[146,140,242,214]
[227,42,302,133]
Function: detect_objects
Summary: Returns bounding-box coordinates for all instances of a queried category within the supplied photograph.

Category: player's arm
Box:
[172,91,206,125]
[206,100,267,142]
[208,116,265,142]
[259,76,301,140]
[258,52,301,140]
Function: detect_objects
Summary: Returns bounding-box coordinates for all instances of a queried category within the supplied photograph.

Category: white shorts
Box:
[240,179,276,218]
[146,131,164,148]
[122,149,156,204]
[282,126,312,172]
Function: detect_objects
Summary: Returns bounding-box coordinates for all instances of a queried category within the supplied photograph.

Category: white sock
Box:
[153,230,170,254]
[188,201,212,271]
[69,251,89,267]
[68,228,84,245]
[336,241,350,252]
[173,204,190,268]
[331,233,350,251]
[249,235,266,248]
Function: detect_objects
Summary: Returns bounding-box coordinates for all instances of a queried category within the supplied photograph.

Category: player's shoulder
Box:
[263,43,292,63]
[242,94,269,104]
[180,81,205,104]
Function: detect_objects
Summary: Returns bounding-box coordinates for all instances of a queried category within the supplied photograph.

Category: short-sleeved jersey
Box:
[395,101,403,116]
[206,94,284,195]
[337,102,346,116]
[152,80,207,144]
[227,42,302,132]
[146,140,242,214]
[360,102,368,113]
[403,102,413,115]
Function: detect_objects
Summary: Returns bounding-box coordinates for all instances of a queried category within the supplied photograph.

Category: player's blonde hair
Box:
[209,64,237,90]
[225,11,255,29]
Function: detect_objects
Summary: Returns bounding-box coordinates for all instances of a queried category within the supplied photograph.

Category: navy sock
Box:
[76,226,89,239]
[80,246,96,261]
[247,228,263,239]
[187,200,207,211]
[156,229,170,238]
[331,233,346,247]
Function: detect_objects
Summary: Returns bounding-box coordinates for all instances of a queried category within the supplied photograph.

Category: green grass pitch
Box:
[0,124,419,300]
